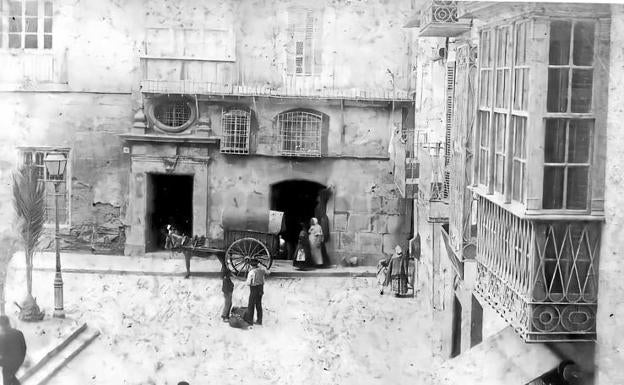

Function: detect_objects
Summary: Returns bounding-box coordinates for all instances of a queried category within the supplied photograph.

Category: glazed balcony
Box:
[411,0,471,37]
[474,197,600,342]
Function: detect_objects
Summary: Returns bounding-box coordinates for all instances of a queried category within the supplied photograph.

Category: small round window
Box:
[150,99,196,133]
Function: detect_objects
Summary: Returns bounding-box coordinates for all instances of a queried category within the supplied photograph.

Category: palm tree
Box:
[12,164,46,320]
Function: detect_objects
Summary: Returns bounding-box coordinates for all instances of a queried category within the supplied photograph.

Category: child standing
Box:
[221,266,234,322]
[244,258,268,325]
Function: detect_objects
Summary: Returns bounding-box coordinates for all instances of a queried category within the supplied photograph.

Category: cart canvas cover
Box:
[222,206,284,235]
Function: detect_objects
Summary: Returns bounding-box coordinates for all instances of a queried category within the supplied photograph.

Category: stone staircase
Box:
[19,323,100,385]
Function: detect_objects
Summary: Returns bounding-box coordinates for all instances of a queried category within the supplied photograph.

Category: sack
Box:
[229,314,251,329]
[296,248,306,262]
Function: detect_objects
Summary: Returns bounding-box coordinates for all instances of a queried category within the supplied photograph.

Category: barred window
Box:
[155,102,191,128]
[149,98,196,133]
[220,109,251,155]
[277,110,322,157]
[20,148,70,225]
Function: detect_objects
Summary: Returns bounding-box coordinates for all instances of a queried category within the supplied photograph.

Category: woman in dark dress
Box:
[293,222,310,270]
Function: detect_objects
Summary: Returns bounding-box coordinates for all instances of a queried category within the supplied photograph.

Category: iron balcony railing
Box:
[474,197,600,342]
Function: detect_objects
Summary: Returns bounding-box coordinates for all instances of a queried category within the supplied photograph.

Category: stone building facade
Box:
[0,0,416,263]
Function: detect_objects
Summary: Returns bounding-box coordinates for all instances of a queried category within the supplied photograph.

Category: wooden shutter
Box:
[444,60,456,198]
[313,13,323,75]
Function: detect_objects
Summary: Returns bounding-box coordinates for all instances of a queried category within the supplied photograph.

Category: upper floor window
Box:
[543,119,592,209]
[547,20,594,113]
[543,20,595,210]
[147,97,197,134]
[220,108,251,155]
[475,17,599,211]
[19,148,70,225]
[287,7,322,75]
[2,0,52,49]
[277,110,322,157]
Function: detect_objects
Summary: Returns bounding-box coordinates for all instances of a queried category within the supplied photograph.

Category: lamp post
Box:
[44,152,67,319]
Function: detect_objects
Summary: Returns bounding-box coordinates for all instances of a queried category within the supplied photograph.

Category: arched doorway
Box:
[270,180,326,260]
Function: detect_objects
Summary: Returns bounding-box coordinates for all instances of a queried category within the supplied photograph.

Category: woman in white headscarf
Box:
[384,245,409,296]
[308,217,324,267]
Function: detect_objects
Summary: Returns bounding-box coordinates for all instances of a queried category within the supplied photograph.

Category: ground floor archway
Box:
[145,173,193,251]
[270,179,326,260]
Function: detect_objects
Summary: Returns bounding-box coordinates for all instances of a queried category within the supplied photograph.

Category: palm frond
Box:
[12,165,46,258]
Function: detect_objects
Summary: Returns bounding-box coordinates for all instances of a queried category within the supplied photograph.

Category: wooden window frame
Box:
[541,19,597,212]
[287,7,321,76]
[18,147,71,227]
[1,0,52,50]
[473,15,607,216]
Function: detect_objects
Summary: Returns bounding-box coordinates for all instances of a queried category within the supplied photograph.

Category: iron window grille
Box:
[19,148,70,226]
[277,110,322,157]
[148,98,196,133]
[155,102,191,127]
[220,108,251,155]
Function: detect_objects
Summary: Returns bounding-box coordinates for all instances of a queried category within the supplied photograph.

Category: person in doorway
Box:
[0,316,27,385]
[221,266,234,322]
[308,217,324,267]
[244,258,268,326]
[384,245,410,297]
[293,222,310,270]
[377,256,390,295]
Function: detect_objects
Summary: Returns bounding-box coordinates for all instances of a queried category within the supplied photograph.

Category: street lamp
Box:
[44,152,67,319]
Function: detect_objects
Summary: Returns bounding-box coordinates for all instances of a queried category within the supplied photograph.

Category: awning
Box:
[437,326,562,385]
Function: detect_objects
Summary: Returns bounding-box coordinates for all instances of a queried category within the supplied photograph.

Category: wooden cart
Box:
[168,209,282,279]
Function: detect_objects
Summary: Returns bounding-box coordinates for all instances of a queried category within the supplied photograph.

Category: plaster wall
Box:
[142,0,415,92]
[0,92,132,252]
[596,5,624,385]
[413,37,447,141]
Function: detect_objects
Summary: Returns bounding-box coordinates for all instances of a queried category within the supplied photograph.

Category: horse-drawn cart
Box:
[166,209,283,278]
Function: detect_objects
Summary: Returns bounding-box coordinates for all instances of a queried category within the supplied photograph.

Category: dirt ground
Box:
[5,267,442,385]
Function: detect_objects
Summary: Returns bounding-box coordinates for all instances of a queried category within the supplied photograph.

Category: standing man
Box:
[0,316,27,385]
[244,258,268,326]
[221,266,234,322]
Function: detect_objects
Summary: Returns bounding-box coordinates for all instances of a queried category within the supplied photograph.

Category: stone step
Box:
[19,323,100,385]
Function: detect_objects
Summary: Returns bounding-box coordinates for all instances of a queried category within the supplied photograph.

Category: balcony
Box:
[474,197,600,342]
[391,129,417,198]
[140,26,413,102]
[140,78,412,102]
[413,1,471,37]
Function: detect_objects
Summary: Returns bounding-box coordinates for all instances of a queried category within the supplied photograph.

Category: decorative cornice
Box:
[119,133,220,145]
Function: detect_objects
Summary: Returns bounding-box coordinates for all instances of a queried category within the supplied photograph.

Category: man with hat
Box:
[0,315,27,385]
[384,245,409,297]
[243,257,269,326]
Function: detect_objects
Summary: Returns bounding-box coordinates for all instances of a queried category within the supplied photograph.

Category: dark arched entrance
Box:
[270,180,326,260]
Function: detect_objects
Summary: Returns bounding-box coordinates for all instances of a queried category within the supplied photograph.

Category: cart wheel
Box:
[226,237,272,278]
